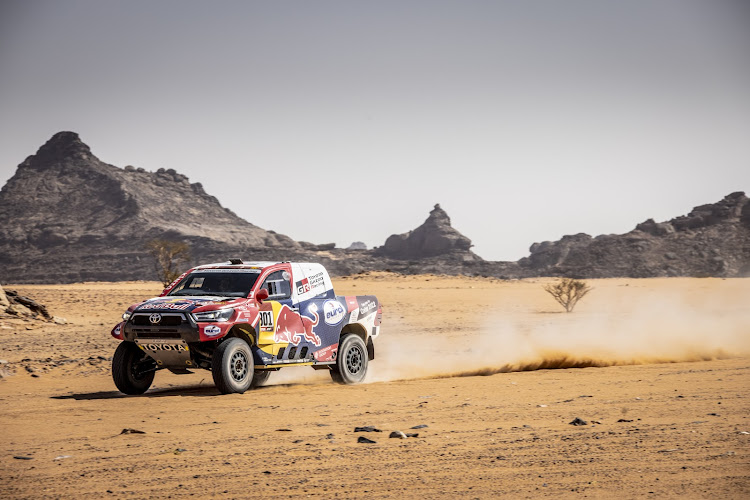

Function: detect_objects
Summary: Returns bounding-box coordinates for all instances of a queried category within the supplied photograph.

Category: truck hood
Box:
[133,296,241,312]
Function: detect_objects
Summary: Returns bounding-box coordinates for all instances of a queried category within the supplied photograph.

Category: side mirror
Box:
[256,288,269,303]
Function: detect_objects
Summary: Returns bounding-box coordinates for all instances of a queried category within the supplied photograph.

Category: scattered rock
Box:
[0,285,9,308]
[53,455,72,460]
[120,428,146,434]
[410,424,428,429]
[389,431,407,439]
[3,290,52,319]
[354,426,382,433]
[617,419,634,423]
[276,428,292,432]
[52,316,67,325]
[569,418,588,426]
[357,436,376,444]
[13,456,33,460]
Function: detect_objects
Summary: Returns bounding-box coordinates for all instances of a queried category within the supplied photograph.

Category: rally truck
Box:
[110,260,382,395]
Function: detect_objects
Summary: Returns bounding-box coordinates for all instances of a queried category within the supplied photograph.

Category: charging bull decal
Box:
[273,303,321,347]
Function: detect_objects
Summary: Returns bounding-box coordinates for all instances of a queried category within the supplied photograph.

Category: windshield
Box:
[168,270,260,298]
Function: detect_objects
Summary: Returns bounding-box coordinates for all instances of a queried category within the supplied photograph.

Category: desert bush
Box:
[145,239,191,287]
[543,278,592,313]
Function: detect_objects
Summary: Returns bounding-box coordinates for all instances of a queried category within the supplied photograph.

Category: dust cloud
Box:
[366,291,750,383]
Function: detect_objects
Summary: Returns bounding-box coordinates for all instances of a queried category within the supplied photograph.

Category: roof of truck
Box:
[191,261,325,271]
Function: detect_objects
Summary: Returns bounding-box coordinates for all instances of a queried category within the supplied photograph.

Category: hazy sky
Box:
[1,0,748,260]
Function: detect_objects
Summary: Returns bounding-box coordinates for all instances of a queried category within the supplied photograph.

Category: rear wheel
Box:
[330,334,368,384]
[112,342,156,395]
[251,370,271,388]
[212,338,254,394]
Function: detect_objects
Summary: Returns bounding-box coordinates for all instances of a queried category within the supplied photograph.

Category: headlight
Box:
[122,311,132,321]
[193,308,234,322]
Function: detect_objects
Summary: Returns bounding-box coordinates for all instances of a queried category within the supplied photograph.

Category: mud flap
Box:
[367,338,375,361]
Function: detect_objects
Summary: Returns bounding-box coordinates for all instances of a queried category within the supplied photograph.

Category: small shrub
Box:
[543,278,592,313]
[145,239,191,287]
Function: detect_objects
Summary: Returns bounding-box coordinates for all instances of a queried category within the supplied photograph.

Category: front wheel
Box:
[112,342,156,395]
[330,334,368,384]
[212,338,254,394]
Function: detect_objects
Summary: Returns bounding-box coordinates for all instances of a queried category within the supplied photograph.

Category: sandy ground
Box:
[0,274,749,499]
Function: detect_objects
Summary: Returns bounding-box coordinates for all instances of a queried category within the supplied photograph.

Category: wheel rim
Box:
[230,350,249,382]
[131,352,152,381]
[345,344,364,374]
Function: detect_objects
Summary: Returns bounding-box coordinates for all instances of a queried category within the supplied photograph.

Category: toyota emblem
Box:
[149,313,162,324]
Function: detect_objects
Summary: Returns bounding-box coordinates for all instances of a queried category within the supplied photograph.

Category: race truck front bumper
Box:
[122,312,202,369]
[122,312,201,343]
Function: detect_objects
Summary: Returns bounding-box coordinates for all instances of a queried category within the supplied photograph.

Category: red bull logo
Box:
[273,304,321,346]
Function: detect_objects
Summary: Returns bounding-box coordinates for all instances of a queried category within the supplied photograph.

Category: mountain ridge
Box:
[1,132,748,283]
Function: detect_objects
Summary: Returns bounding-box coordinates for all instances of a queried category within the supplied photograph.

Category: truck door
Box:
[257,266,321,363]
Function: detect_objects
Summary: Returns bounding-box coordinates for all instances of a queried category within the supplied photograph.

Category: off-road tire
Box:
[331,334,368,384]
[251,370,271,388]
[212,338,254,394]
[329,367,344,384]
[112,342,156,395]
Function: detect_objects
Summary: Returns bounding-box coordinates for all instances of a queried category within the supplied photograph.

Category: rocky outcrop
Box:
[378,204,478,260]
[0,132,304,282]
[519,192,750,278]
[0,132,747,282]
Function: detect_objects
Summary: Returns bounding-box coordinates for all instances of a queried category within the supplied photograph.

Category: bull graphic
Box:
[273,303,321,347]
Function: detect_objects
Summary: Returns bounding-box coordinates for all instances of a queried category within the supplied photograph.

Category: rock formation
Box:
[0,132,302,282]
[378,204,478,260]
[1,132,748,282]
[519,192,750,278]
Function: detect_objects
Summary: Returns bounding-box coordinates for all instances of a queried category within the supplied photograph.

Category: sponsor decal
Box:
[259,310,274,332]
[308,272,325,289]
[204,325,222,336]
[349,308,359,323]
[295,277,310,295]
[138,298,218,311]
[345,296,359,312]
[323,300,346,325]
[140,302,192,311]
[273,304,321,346]
[314,343,338,362]
[142,343,189,352]
[358,299,377,317]
[295,272,326,296]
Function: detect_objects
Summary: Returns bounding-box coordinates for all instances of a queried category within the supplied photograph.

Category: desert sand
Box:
[1,274,749,499]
